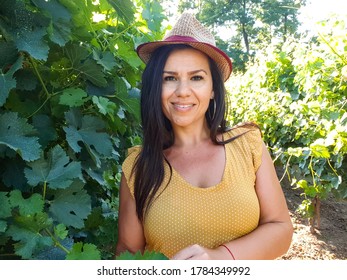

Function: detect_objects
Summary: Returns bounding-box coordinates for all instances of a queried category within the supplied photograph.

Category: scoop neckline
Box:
[169,144,228,191]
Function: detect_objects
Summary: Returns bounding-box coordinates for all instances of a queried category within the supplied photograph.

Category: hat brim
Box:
[136,36,232,82]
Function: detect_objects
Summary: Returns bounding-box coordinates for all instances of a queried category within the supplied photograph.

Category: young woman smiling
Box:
[115,12,293,260]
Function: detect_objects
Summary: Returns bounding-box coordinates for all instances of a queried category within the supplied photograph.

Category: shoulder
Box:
[121,145,142,198]
[223,122,263,171]
[122,145,142,177]
[223,122,262,142]
[125,145,142,159]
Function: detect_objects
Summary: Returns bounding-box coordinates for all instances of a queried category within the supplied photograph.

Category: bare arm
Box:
[172,142,293,260]
[115,173,146,256]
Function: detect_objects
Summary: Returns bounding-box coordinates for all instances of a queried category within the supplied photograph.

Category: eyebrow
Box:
[163,69,208,75]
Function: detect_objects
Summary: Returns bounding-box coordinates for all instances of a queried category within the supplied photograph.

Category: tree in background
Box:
[176,0,305,72]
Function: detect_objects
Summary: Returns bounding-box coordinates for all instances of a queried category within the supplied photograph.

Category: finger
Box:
[172,244,202,260]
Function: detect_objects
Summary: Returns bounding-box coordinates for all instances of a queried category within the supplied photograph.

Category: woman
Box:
[116,12,293,260]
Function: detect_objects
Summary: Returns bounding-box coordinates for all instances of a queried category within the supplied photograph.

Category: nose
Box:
[175,80,191,97]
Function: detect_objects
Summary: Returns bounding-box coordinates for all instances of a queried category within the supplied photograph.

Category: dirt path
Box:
[278,170,347,260]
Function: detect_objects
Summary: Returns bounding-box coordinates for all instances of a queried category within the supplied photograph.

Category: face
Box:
[161,48,214,130]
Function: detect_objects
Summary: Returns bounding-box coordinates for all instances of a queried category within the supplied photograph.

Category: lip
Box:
[172,103,195,111]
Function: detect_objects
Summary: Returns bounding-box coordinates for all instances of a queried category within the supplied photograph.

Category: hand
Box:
[171,244,231,260]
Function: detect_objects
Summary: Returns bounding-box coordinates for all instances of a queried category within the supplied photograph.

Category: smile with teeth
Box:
[173,103,194,109]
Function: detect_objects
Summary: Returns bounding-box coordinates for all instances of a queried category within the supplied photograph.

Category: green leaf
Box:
[24,145,83,189]
[9,190,44,216]
[66,242,101,260]
[93,50,117,71]
[1,158,27,190]
[54,224,68,240]
[0,220,7,233]
[92,96,117,116]
[0,56,24,106]
[116,40,142,69]
[77,59,107,87]
[0,112,41,161]
[49,180,91,228]
[0,41,18,68]
[59,88,88,107]
[32,114,58,148]
[116,250,168,260]
[0,192,11,219]
[114,87,140,121]
[64,110,114,166]
[14,25,50,61]
[14,69,38,91]
[108,0,135,23]
[3,0,50,60]
[6,213,53,259]
[32,0,72,46]
[65,44,107,87]
[287,147,303,157]
[310,144,330,158]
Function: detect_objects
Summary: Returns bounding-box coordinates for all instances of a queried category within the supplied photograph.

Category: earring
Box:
[209,98,216,120]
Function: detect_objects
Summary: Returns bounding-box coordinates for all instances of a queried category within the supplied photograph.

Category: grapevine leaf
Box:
[0,112,41,161]
[287,147,303,157]
[64,110,114,166]
[49,180,91,228]
[9,190,44,216]
[49,19,72,46]
[24,145,83,189]
[59,88,88,107]
[116,40,142,68]
[310,144,330,158]
[64,43,89,67]
[0,56,24,106]
[93,50,117,71]
[32,114,58,148]
[6,213,53,259]
[92,96,117,116]
[66,242,101,260]
[5,91,38,116]
[0,220,7,233]
[14,69,38,91]
[76,59,107,87]
[0,192,11,219]
[32,0,72,46]
[34,237,73,260]
[64,44,107,87]
[108,0,135,23]
[86,80,115,96]
[13,21,50,61]
[54,224,68,240]
[116,250,168,260]
[1,0,50,60]
[0,41,18,68]
[2,158,28,190]
[114,87,140,121]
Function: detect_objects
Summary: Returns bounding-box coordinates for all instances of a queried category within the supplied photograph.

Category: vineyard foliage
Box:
[1,0,346,261]
[0,0,165,259]
[227,15,347,222]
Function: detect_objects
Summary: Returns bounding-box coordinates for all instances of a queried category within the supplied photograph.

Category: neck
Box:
[171,120,211,148]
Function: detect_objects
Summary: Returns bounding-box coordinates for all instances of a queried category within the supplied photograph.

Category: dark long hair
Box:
[133,44,257,221]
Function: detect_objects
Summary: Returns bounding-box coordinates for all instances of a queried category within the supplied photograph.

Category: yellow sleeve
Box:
[245,128,263,172]
[225,125,263,172]
[121,146,141,198]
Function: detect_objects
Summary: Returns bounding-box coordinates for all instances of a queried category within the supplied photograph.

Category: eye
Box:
[191,75,203,81]
[163,76,176,81]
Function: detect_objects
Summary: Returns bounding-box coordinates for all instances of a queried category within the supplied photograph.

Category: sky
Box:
[162,0,347,39]
[299,0,347,30]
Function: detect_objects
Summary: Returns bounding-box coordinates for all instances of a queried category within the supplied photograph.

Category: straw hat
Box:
[136,12,232,81]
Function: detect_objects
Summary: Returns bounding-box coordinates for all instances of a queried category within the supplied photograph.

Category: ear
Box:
[211,91,214,99]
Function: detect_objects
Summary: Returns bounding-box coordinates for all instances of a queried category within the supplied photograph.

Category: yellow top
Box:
[122,127,262,258]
